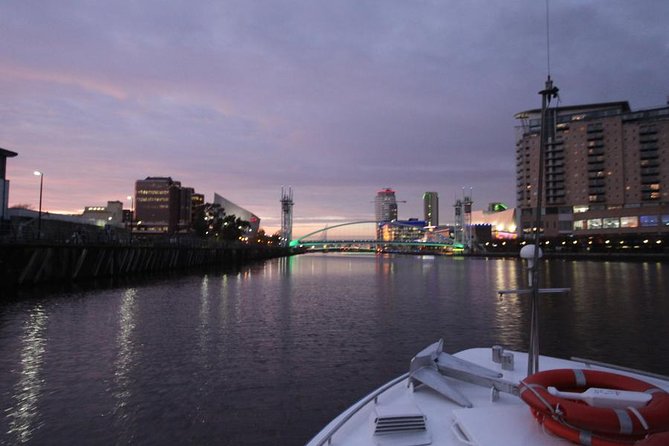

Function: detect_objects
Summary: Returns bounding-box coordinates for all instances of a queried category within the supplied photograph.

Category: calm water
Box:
[1,253,668,445]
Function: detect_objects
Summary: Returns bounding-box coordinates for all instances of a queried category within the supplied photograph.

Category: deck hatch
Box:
[374,415,427,435]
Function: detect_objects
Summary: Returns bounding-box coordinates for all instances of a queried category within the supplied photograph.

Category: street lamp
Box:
[33,171,43,240]
[127,195,134,243]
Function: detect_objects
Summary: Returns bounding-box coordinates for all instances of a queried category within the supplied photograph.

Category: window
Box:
[574,205,589,213]
[587,219,602,230]
[574,220,586,230]
[558,221,573,231]
[640,215,659,227]
[620,216,638,228]
[603,218,620,229]
[662,215,669,226]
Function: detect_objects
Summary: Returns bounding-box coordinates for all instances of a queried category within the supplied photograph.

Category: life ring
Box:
[520,369,669,439]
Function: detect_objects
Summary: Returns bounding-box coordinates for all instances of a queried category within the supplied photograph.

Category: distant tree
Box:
[10,203,33,210]
[249,228,282,245]
[270,231,282,245]
[219,215,251,241]
[191,203,251,242]
[192,203,225,238]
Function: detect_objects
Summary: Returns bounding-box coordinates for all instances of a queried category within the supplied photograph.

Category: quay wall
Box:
[0,243,293,288]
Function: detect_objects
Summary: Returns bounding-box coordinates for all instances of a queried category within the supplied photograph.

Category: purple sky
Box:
[2,1,668,235]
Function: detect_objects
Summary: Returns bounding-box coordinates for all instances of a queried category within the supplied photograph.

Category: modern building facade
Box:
[423,192,439,227]
[80,201,125,227]
[135,177,191,235]
[515,101,669,240]
[377,219,426,242]
[213,193,260,235]
[375,188,398,222]
[0,147,18,222]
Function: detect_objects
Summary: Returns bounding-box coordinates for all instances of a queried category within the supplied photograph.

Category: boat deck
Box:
[307,347,669,446]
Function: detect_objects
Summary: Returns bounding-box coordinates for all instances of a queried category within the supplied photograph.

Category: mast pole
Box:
[527,76,559,376]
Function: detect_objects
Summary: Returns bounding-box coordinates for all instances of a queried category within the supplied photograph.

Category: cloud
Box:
[1,0,668,235]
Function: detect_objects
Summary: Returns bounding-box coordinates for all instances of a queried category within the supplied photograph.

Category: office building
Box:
[515,100,669,239]
[375,188,398,222]
[190,192,205,223]
[423,192,439,227]
[135,177,191,235]
[378,219,425,242]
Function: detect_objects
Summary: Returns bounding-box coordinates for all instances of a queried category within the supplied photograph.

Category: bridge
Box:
[289,220,464,253]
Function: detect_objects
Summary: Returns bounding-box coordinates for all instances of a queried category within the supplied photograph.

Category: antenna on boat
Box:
[526,0,560,377]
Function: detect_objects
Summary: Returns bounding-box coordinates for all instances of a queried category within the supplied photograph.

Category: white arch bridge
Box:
[289,220,464,253]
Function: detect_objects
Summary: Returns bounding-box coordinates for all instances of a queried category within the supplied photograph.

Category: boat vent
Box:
[374,415,427,435]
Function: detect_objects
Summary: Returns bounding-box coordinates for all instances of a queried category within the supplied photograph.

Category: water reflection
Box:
[113,289,138,423]
[6,305,48,444]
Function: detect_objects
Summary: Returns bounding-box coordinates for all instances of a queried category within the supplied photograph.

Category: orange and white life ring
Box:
[520,369,669,444]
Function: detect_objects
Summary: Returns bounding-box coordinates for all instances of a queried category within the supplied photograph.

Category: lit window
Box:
[620,216,638,228]
[587,218,602,229]
[603,218,620,229]
[640,215,659,227]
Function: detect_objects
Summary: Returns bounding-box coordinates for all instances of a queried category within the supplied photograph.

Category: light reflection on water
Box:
[1,254,668,445]
[6,305,48,444]
[112,288,138,444]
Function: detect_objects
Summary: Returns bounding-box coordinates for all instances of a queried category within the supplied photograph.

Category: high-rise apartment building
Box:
[375,188,398,222]
[515,101,669,238]
[423,192,439,227]
[135,177,191,235]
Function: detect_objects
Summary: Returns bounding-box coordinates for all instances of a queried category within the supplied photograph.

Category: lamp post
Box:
[33,171,43,240]
[127,195,133,244]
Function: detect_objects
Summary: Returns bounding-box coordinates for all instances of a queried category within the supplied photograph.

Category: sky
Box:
[2,1,668,236]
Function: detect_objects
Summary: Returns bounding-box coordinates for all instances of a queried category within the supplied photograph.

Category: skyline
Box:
[2,1,668,236]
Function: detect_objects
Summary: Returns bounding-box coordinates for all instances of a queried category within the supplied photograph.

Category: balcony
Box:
[588,148,605,156]
[640,152,659,160]
[640,143,658,152]
[641,176,660,185]
[642,192,661,201]
[640,167,660,175]
[639,127,658,136]
[588,186,606,195]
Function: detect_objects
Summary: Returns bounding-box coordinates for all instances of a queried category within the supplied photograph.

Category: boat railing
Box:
[312,372,410,446]
[572,357,669,381]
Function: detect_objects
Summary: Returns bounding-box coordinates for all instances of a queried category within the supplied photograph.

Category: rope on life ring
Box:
[519,369,669,443]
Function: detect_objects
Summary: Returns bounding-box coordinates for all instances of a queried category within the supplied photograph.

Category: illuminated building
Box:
[191,192,205,222]
[213,193,260,235]
[135,177,190,235]
[515,101,669,238]
[423,192,439,227]
[375,188,398,222]
[377,219,426,242]
[470,204,517,239]
[81,201,124,227]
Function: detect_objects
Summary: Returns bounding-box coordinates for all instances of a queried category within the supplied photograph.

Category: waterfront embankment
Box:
[0,242,294,288]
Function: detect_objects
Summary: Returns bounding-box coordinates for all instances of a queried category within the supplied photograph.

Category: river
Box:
[1,253,668,445]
